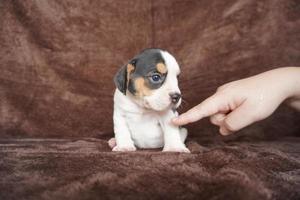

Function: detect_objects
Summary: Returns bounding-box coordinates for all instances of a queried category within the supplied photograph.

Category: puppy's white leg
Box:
[159,111,190,153]
[113,106,136,152]
[179,127,188,143]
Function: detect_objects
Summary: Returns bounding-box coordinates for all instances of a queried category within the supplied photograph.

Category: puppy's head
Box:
[114,48,182,111]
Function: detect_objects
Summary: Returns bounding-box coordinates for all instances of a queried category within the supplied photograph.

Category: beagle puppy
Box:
[108,48,190,153]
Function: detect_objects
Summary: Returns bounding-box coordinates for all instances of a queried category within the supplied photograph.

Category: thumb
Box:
[222,100,257,133]
[172,93,225,126]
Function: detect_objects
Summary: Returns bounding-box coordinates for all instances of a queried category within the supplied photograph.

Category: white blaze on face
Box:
[161,50,181,93]
[144,50,181,111]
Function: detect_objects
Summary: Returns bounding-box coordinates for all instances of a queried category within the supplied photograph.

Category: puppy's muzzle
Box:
[169,92,181,104]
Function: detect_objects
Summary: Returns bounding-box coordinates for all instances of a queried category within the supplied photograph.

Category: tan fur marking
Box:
[134,78,152,97]
[156,63,167,74]
[126,64,135,87]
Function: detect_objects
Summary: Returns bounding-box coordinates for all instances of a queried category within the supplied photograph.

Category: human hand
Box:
[172,67,300,135]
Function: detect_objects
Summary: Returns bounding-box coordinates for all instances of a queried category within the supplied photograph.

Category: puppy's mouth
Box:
[169,99,181,111]
[144,100,179,112]
[171,103,180,111]
[171,105,177,112]
[142,95,182,112]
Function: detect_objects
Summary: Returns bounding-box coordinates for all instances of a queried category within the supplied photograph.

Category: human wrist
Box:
[267,67,300,100]
[282,67,300,99]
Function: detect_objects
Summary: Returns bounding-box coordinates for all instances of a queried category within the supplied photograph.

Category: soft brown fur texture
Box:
[1,0,299,138]
[0,0,300,199]
[0,137,299,200]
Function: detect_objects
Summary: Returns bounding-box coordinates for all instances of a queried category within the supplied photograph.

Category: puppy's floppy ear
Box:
[114,65,128,95]
[114,59,136,95]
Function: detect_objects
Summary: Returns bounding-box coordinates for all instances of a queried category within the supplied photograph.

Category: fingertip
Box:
[171,117,182,125]
[171,117,179,124]
[219,126,232,136]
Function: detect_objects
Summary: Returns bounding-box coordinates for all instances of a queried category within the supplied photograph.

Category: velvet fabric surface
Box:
[0,0,300,199]
[0,137,300,200]
[1,0,300,138]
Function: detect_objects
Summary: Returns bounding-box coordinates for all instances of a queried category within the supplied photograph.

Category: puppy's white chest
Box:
[126,112,164,148]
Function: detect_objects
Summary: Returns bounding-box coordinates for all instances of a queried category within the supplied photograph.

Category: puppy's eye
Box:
[151,74,161,83]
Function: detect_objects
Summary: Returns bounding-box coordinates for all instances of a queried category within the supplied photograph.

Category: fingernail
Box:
[219,127,230,136]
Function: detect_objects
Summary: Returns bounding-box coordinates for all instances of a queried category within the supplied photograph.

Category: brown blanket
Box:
[0,0,300,199]
[1,0,299,138]
[0,137,299,200]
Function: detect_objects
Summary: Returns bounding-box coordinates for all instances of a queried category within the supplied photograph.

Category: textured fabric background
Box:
[0,0,300,138]
[0,137,299,200]
[1,1,300,200]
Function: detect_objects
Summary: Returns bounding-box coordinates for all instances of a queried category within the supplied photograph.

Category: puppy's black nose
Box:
[169,92,181,104]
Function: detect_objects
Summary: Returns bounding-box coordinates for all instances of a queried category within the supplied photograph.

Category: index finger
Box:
[172,93,226,126]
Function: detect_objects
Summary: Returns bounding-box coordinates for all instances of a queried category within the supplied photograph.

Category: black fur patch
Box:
[114,65,128,95]
[116,48,168,96]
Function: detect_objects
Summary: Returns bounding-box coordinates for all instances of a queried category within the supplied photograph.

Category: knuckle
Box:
[216,87,226,94]
[210,116,217,125]
[217,84,226,92]
[217,83,231,92]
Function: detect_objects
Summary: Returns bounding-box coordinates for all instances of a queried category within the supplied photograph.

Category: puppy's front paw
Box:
[163,146,190,153]
[108,138,116,149]
[112,145,136,152]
